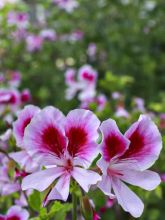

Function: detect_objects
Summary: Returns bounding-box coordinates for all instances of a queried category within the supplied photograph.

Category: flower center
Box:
[107,167,123,177]
[65,159,73,172]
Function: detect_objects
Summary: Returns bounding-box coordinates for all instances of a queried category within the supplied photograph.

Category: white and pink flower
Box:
[21,107,101,203]
[97,115,162,217]
[26,35,43,52]
[40,29,56,41]
[0,206,29,220]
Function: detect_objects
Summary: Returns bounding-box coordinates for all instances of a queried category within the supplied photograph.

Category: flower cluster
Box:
[0,206,29,220]
[65,65,107,111]
[10,105,162,218]
[0,71,31,124]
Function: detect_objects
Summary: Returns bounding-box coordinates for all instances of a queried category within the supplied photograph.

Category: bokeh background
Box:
[0,0,165,219]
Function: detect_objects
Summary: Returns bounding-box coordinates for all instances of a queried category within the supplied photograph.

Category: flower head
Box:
[21,107,101,203]
[97,115,162,217]
[0,206,29,220]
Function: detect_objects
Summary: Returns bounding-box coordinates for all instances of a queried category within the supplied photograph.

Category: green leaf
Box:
[48,202,72,219]
[28,190,41,212]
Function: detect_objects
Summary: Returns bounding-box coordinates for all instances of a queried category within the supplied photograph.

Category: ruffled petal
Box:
[72,167,101,192]
[65,109,100,167]
[100,119,130,162]
[120,115,162,170]
[13,105,40,147]
[24,106,67,163]
[22,167,64,191]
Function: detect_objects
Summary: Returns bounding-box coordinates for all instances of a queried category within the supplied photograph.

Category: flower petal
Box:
[7,205,29,220]
[100,119,130,162]
[22,167,64,191]
[47,173,70,202]
[112,177,144,218]
[65,109,100,167]
[120,115,162,170]
[120,169,161,190]
[72,167,101,192]
[10,150,39,173]
[13,105,40,147]
[24,106,67,162]
[98,175,115,198]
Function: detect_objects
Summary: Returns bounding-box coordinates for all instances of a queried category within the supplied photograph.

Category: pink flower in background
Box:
[26,35,43,52]
[0,206,29,220]
[21,89,31,103]
[115,106,129,118]
[0,164,21,196]
[97,94,107,112]
[11,28,28,42]
[78,65,97,101]
[93,211,100,220]
[78,65,97,85]
[112,92,121,100]
[0,89,20,113]
[7,12,29,28]
[69,30,84,41]
[40,29,56,41]
[22,107,101,203]
[134,97,145,112]
[10,105,40,173]
[87,43,97,59]
[160,173,165,182]
[53,0,79,13]
[65,68,76,85]
[65,65,97,101]
[80,94,107,112]
[8,71,21,88]
[97,115,162,217]
[160,113,165,130]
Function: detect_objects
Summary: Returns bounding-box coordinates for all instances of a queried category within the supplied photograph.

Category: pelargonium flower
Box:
[69,30,84,41]
[53,0,79,13]
[65,65,97,101]
[87,43,97,59]
[0,206,29,220]
[134,97,145,113]
[26,35,43,52]
[40,29,56,41]
[97,115,162,217]
[115,106,129,118]
[7,11,29,28]
[10,105,40,173]
[78,65,97,86]
[80,94,107,112]
[21,89,31,103]
[22,107,101,203]
[8,71,21,88]
[0,88,20,114]
[0,89,20,106]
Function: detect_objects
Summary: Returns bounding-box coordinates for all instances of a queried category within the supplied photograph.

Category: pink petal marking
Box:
[100,119,130,162]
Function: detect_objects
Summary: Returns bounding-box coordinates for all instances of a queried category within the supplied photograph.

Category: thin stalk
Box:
[72,191,77,220]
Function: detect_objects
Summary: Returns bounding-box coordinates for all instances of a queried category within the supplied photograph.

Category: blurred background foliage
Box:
[0,0,165,220]
[0,0,164,111]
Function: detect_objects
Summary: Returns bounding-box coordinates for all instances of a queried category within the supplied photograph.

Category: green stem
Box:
[72,191,77,220]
